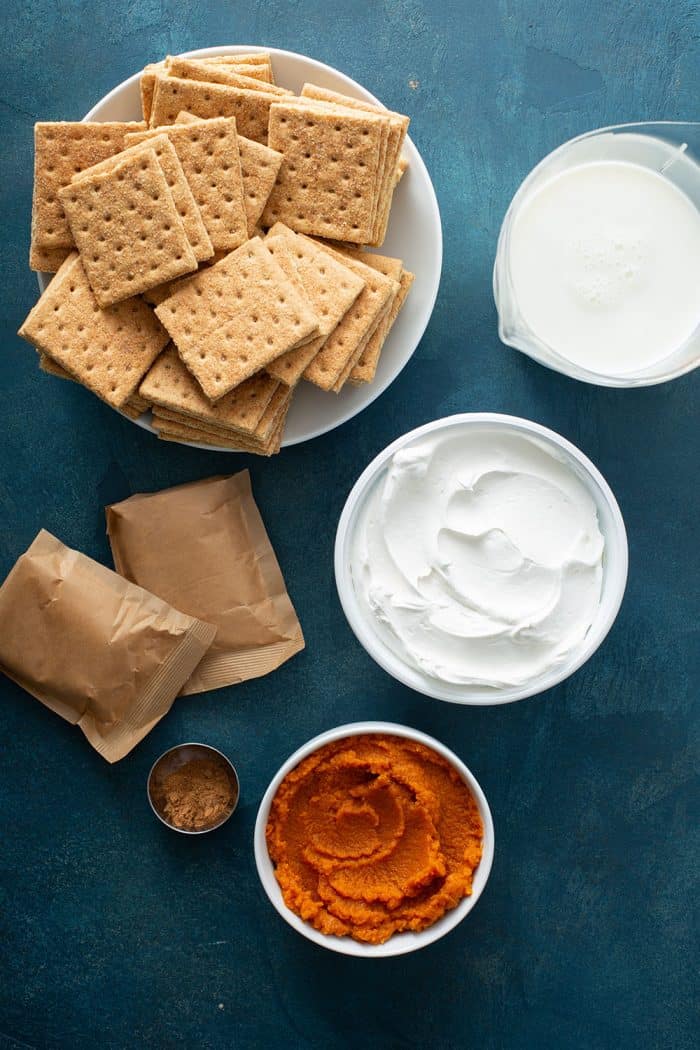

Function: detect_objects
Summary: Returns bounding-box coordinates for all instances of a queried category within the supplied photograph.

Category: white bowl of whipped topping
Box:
[335,414,628,705]
[493,122,700,387]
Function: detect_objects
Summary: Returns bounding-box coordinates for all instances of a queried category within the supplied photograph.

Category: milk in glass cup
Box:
[493,122,700,387]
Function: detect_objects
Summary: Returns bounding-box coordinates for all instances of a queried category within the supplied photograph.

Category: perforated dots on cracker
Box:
[150,74,276,143]
[124,118,248,252]
[141,57,274,123]
[139,343,280,434]
[154,237,320,401]
[71,133,213,263]
[262,102,386,243]
[237,137,284,235]
[166,56,291,96]
[261,237,327,384]
[18,253,169,408]
[298,236,399,390]
[30,120,147,271]
[300,84,410,245]
[350,266,414,384]
[173,112,283,235]
[264,224,366,385]
[59,148,198,307]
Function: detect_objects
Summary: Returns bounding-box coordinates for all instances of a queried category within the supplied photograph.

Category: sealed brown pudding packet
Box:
[0,531,216,762]
[106,472,304,695]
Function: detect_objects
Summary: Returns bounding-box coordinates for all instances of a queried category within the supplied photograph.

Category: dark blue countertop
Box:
[1,2,697,1048]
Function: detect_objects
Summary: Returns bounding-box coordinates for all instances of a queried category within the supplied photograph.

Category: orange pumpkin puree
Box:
[266,734,484,944]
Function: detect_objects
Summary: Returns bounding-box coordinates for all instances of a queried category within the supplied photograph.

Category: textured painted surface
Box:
[1,1,698,1048]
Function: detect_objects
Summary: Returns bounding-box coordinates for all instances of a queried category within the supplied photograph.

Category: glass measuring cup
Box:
[493,122,700,387]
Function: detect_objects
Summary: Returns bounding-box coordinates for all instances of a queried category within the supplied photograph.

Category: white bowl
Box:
[335,414,628,705]
[253,720,494,957]
[38,45,442,451]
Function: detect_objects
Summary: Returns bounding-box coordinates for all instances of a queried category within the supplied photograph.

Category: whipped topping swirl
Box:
[351,425,605,689]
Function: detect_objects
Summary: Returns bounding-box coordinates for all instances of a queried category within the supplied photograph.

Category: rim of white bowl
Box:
[253,720,495,958]
[58,44,442,451]
[334,413,629,706]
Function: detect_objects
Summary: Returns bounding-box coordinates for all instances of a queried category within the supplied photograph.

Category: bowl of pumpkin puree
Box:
[254,722,494,957]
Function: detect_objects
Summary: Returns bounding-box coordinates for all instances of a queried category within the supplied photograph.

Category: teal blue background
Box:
[1,2,698,1048]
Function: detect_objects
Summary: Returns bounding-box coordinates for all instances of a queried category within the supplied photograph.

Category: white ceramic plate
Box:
[37,45,442,450]
[254,721,495,957]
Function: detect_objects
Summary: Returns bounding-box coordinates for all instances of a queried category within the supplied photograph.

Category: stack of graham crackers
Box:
[20,51,414,454]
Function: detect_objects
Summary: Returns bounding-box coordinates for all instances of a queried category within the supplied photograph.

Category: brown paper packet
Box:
[0,531,217,762]
[106,472,304,695]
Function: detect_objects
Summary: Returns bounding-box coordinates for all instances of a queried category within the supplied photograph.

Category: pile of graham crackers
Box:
[19,51,414,455]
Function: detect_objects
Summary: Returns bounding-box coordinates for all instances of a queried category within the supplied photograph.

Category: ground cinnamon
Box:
[152,757,236,831]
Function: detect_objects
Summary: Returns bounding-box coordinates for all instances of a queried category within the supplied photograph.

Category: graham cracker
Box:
[120,400,146,420]
[153,381,290,442]
[300,84,409,244]
[72,133,213,263]
[193,55,274,84]
[294,236,399,390]
[127,391,151,413]
[207,54,267,62]
[30,244,71,273]
[166,57,291,96]
[262,102,386,243]
[238,136,284,234]
[150,75,276,143]
[203,53,272,76]
[141,246,231,306]
[174,112,283,235]
[124,119,247,252]
[273,94,392,238]
[140,63,164,123]
[18,253,169,407]
[266,225,366,336]
[264,225,365,385]
[340,248,403,282]
[154,237,319,400]
[372,125,405,244]
[331,295,392,392]
[39,352,73,380]
[31,121,147,269]
[59,148,198,307]
[351,267,414,383]
[140,55,274,122]
[153,412,286,452]
[154,423,276,454]
[261,236,309,299]
[153,399,288,454]
[337,248,403,379]
[38,352,151,417]
[395,155,408,185]
[259,237,324,383]
[142,277,187,306]
[139,344,279,434]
